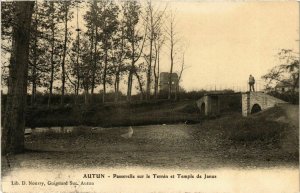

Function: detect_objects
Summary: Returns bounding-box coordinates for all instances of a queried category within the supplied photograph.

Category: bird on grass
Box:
[121,126,133,139]
[91,127,98,132]
[24,128,32,136]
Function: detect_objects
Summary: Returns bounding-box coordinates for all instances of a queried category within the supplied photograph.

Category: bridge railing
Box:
[202,80,266,93]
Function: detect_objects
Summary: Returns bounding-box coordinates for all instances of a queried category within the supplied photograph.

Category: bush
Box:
[268,91,299,104]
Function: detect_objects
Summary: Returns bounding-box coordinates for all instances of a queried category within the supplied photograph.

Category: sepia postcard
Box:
[1,0,299,193]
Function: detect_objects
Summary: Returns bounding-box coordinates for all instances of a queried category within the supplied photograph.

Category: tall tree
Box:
[59,1,74,105]
[85,1,97,96]
[28,3,41,104]
[98,0,119,103]
[175,53,187,101]
[123,1,146,102]
[42,1,63,107]
[166,10,179,100]
[144,0,165,100]
[28,2,51,105]
[80,38,92,105]
[111,18,128,102]
[28,3,39,105]
[153,28,165,98]
[2,1,35,154]
[68,35,82,97]
[84,0,102,99]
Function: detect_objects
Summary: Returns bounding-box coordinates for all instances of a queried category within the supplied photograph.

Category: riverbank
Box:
[25,100,203,127]
[2,104,298,180]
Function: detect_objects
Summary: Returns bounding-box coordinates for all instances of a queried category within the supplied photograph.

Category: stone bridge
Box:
[196,92,287,117]
[241,91,287,116]
[196,92,241,116]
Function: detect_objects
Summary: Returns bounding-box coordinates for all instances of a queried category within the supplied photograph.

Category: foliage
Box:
[1,2,15,87]
[262,49,299,93]
[267,91,299,104]
[1,1,186,104]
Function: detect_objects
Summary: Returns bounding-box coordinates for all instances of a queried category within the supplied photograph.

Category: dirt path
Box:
[2,118,298,179]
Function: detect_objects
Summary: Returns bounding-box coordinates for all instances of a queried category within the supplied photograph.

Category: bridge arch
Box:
[200,102,205,115]
[242,92,287,116]
[250,103,262,114]
[196,95,220,116]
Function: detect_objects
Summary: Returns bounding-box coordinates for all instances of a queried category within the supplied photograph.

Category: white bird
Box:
[91,127,97,131]
[121,126,133,139]
[24,128,32,136]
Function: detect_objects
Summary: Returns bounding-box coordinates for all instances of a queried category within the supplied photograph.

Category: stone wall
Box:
[242,93,248,116]
[159,72,178,93]
[196,95,220,116]
[196,96,208,115]
[242,92,287,116]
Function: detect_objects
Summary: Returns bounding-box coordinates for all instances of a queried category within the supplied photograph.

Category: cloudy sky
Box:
[156,1,299,92]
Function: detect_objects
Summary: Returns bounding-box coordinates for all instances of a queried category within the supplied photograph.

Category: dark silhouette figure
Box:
[249,74,255,92]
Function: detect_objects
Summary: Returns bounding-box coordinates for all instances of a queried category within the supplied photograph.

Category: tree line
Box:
[1,0,187,107]
[1,1,187,154]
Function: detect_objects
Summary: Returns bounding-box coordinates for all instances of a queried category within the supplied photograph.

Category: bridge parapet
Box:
[196,95,220,116]
[196,92,241,116]
[242,92,287,116]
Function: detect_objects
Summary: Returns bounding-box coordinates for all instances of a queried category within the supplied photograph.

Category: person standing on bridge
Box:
[248,74,255,92]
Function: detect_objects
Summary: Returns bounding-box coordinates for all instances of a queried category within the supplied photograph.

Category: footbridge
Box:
[196,91,287,117]
[196,92,241,116]
[241,91,287,116]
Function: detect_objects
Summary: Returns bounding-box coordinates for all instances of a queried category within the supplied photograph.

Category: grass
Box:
[0,104,295,174]
[24,100,203,127]
[20,111,298,170]
[28,104,298,153]
[199,113,285,145]
[24,100,298,155]
[191,106,299,159]
[223,117,285,143]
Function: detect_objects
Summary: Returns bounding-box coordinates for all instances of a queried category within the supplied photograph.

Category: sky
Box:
[155,1,299,92]
[1,1,299,94]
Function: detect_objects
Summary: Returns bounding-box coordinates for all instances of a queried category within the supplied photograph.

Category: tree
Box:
[68,35,82,98]
[153,26,165,99]
[166,10,179,100]
[111,17,128,102]
[262,49,299,94]
[80,38,93,105]
[175,52,188,100]
[84,0,99,96]
[144,0,165,100]
[1,2,14,51]
[41,1,64,107]
[123,1,146,102]
[28,2,51,105]
[59,1,75,105]
[28,3,40,105]
[2,1,35,154]
[98,0,119,103]
[1,2,15,89]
